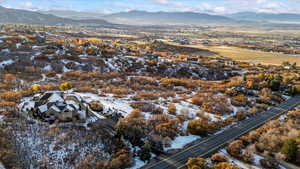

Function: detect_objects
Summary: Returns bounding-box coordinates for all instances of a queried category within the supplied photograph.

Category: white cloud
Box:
[20,2,34,8]
[151,0,169,5]
[18,1,40,10]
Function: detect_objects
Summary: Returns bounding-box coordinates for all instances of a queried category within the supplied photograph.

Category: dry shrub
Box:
[148,114,170,129]
[192,94,232,115]
[0,83,15,90]
[249,106,260,116]
[242,145,255,163]
[160,78,196,88]
[45,71,57,77]
[236,110,247,121]
[89,101,104,112]
[40,83,58,91]
[108,149,133,169]
[233,110,300,165]
[228,76,244,88]
[75,87,98,94]
[227,140,244,158]
[63,71,81,80]
[130,102,155,112]
[168,104,177,115]
[186,157,208,169]
[191,96,204,106]
[111,88,130,95]
[45,127,61,137]
[257,88,273,104]
[35,55,49,60]
[25,66,41,74]
[128,109,143,118]
[134,91,159,100]
[246,79,255,89]
[214,162,240,169]
[0,91,22,102]
[259,159,280,169]
[129,76,158,86]
[211,153,228,163]
[247,131,260,143]
[187,120,213,136]
[152,106,164,115]
[3,74,16,82]
[160,91,176,98]
[196,111,210,121]
[0,128,19,169]
[257,104,269,111]
[116,117,146,146]
[155,118,180,139]
[225,89,238,97]
[231,94,247,107]
[224,117,237,125]
[0,101,17,112]
[177,108,190,121]
[62,71,121,81]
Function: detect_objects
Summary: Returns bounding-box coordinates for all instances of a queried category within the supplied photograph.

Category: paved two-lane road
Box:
[145,95,300,169]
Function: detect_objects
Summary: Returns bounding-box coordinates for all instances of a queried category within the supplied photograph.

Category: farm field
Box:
[166,41,300,65]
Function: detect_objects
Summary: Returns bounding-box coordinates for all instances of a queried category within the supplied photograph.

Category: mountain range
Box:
[103,10,236,25]
[39,10,105,20]
[0,6,111,26]
[227,12,300,23]
[1,6,300,26]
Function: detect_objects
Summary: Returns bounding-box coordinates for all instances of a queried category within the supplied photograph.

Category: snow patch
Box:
[128,157,146,169]
[165,135,199,150]
[16,43,21,49]
[0,59,14,68]
[1,49,10,53]
[76,93,133,116]
[43,65,52,71]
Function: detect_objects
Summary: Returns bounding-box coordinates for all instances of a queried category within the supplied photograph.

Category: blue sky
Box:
[0,0,299,14]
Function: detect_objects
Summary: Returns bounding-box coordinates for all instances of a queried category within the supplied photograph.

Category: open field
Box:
[166,41,300,65]
[168,42,300,65]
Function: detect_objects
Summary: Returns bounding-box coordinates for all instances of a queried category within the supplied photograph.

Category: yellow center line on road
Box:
[272,107,287,112]
[157,156,182,168]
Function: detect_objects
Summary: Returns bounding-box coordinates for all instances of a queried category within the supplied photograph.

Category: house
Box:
[144,55,159,60]
[187,57,199,63]
[225,60,239,66]
[36,35,45,43]
[83,42,91,47]
[29,92,90,122]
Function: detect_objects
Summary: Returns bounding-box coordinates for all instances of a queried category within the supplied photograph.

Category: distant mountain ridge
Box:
[0,6,111,26]
[104,10,236,25]
[227,12,300,22]
[1,5,300,26]
[39,10,105,20]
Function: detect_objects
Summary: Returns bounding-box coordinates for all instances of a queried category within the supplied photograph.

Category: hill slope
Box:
[104,10,236,25]
[0,6,111,26]
[38,10,105,20]
[228,12,300,23]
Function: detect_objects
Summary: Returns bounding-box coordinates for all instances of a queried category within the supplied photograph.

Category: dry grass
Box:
[166,41,300,65]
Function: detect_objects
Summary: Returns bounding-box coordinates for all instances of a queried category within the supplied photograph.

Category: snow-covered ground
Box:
[219,149,260,169]
[76,92,133,116]
[165,135,199,150]
[129,157,146,169]
[0,59,14,68]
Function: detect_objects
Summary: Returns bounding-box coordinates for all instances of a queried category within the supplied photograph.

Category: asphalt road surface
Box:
[145,95,300,169]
